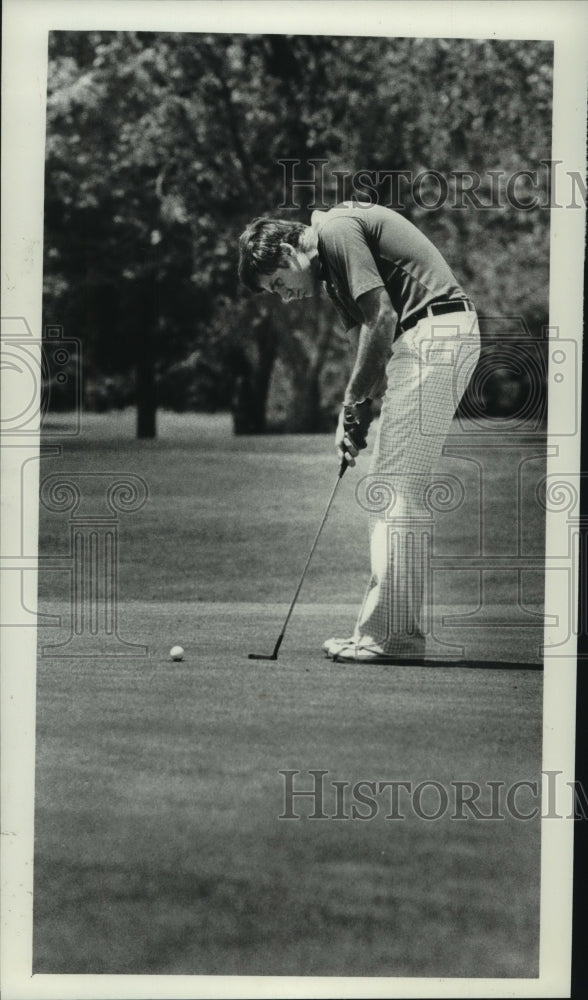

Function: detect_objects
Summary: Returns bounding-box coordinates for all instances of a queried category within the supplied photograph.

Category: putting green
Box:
[34,600,542,977]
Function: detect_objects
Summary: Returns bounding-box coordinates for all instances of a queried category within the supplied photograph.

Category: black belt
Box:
[400,299,475,334]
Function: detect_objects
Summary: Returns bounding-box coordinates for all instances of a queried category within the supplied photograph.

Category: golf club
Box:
[248,456,348,660]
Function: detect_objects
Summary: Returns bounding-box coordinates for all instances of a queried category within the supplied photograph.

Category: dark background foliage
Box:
[43,32,553,436]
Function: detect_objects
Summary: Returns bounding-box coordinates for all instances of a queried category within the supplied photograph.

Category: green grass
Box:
[33,411,545,977]
[38,410,546,606]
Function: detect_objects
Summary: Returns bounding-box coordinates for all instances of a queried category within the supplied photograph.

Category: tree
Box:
[43,33,553,435]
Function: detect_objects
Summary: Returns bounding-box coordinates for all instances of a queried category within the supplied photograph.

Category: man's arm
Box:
[335,287,396,466]
[344,324,388,401]
[343,287,396,405]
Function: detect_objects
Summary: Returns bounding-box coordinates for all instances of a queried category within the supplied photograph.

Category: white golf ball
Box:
[170,645,184,661]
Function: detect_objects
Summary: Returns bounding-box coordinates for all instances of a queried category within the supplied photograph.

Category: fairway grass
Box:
[37,411,546,607]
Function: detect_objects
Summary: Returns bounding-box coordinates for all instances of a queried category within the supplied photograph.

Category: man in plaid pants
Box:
[238,201,480,664]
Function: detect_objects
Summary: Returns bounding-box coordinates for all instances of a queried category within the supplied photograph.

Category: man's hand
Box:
[335,399,373,467]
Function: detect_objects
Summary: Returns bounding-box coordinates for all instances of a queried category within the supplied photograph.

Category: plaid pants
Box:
[352,309,481,657]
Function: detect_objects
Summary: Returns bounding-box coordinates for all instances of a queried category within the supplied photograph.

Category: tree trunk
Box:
[135,287,158,439]
[230,313,278,435]
[279,304,335,432]
[288,367,322,432]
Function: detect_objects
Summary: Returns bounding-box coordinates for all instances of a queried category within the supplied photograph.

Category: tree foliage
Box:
[43,32,553,435]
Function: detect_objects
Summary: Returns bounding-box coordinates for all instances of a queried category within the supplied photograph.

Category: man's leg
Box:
[346,312,480,660]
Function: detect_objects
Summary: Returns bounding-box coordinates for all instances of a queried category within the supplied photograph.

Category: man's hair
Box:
[238,217,307,292]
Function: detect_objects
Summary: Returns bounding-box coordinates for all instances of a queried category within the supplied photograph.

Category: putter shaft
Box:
[247,459,347,660]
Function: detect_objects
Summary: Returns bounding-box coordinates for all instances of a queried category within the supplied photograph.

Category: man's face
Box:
[258,243,319,303]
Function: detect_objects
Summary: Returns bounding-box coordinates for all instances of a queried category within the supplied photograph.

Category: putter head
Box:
[247,633,283,662]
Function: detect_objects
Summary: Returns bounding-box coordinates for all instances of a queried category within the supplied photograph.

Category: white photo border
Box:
[2,2,586,998]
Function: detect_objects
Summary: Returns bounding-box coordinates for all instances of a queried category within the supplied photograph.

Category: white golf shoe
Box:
[323,636,425,664]
[333,643,425,665]
[332,643,400,664]
[322,636,356,658]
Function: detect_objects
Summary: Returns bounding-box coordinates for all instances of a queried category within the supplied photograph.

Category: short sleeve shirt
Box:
[314,202,467,333]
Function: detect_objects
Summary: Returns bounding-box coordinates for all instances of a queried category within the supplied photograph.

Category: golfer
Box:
[238,201,480,664]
